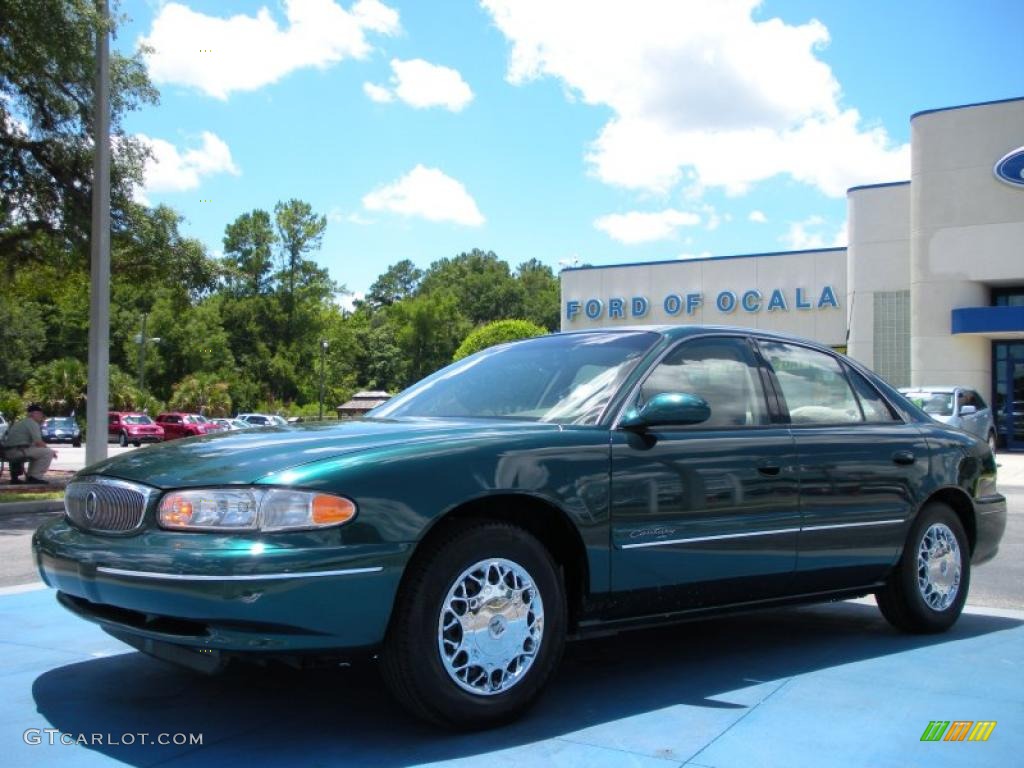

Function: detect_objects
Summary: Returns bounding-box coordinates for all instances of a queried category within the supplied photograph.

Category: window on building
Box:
[873,290,910,387]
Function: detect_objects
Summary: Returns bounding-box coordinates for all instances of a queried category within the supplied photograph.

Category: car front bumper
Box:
[972,493,1007,565]
[33,518,407,654]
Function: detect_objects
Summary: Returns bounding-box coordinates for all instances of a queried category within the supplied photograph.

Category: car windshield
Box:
[52,418,75,428]
[904,392,954,416]
[185,415,207,424]
[123,415,153,425]
[373,331,659,425]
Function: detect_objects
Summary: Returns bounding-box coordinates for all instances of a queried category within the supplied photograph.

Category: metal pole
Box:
[85,0,110,465]
[318,340,327,420]
[137,314,147,392]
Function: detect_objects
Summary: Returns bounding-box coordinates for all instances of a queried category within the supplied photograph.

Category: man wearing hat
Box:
[3,404,58,484]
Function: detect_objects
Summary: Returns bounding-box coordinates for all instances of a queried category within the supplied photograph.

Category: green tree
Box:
[169,373,232,416]
[274,199,327,340]
[388,293,471,385]
[24,357,87,415]
[0,0,157,279]
[223,209,276,296]
[366,259,422,308]
[453,319,547,361]
[516,258,560,331]
[419,249,525,325]
[0,294,46,389]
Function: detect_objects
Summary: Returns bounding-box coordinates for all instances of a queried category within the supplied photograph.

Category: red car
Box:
[108,412,165,447]
[154,412,224,440]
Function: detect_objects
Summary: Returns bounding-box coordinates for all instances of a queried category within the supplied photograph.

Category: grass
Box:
[0,491,64,504]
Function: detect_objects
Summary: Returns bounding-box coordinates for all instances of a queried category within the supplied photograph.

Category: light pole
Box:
[134,313,161,393]
[319,339,329,420]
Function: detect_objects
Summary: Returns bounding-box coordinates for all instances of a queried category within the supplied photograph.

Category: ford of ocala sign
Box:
[994,146,1024,188]
[566,285,839,321]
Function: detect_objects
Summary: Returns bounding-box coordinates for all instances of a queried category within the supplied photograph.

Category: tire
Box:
[72,440,81,448]
[876,501,970,633]
[118,432,127,447]
[381,521,566,729]
[988,431,997,456]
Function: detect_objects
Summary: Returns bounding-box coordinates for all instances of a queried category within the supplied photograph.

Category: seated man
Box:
[3,404,58,484]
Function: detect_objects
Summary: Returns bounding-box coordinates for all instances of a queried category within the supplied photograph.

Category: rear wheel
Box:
[381,521,566,729]
[876,501,969,633]
[118,432,128,447]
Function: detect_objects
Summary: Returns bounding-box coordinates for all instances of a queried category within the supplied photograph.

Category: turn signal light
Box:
[312,494,357,525]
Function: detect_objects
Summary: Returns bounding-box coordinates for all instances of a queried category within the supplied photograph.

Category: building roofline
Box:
[561,247,846,273]
[847,180,911,194]
[910,95,1024,121]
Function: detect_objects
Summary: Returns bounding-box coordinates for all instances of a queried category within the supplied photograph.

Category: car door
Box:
[956,389,987,441]
[756,340,928,592]
[609,335,799,614]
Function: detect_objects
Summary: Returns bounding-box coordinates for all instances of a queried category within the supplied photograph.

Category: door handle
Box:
[892,450,915,465]
[757,462,782,476]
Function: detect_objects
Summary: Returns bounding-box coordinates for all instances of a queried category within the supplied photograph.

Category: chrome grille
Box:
[65,478,155,533]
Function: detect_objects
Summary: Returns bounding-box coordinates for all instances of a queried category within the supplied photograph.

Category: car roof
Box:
[555,324,831,349]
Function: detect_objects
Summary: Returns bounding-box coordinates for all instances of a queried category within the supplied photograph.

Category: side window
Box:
[846,367,898,422]
[639,337,769,427]
[970,390,988,410]
[760,341,862,424]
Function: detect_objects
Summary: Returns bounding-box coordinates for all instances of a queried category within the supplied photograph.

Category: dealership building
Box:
[560,97,1024,450]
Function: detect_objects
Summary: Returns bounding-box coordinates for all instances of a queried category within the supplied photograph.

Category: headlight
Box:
[158,488,356,532]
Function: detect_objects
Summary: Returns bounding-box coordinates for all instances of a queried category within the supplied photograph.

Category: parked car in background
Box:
[237,413,288,427]
[41,416,82,447]
[900,387,997,453]
[35,327,1006,729]
[108,412,165,447]
[0,414,8,442]
[155,412,224,440]
[210,418,252,431]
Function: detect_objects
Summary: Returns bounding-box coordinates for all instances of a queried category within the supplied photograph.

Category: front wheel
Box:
[876,501,970,633]
[381,521,566,729]
[118,432,127,447]
[988,431,998,456]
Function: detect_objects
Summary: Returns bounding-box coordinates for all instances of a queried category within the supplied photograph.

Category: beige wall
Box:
[560,249,848,346]
[846,182,911,368]
[910,99,1024,394]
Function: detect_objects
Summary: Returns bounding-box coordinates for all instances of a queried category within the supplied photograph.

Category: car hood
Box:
[79,418,565,489]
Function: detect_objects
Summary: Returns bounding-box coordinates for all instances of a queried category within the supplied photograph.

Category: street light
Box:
[134,313,161,393]
[319,339,329,420]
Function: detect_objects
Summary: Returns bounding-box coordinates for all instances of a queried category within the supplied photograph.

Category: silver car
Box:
[900,386,997,453]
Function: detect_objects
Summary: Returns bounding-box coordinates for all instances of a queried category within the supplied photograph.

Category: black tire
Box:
[381,521,566,729]
[133,441,141,447]
[72,440,81,448]
[876,501,970,633]
[988,431,997,456]
[118,432,128,447]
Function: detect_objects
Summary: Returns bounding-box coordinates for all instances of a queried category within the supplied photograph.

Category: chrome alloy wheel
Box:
[438,558,544,696]
[917,523,962,611]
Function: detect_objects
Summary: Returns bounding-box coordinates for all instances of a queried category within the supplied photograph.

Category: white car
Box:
[900,386,998,453]
[236,413,288,427]
[0,413,8,442]
[210,418,253,431]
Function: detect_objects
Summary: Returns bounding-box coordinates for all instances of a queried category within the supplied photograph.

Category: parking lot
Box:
[1,453,1021,766]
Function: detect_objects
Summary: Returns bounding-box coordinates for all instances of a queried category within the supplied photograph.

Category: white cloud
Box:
[749,209,767,223]
[136,131,240,201]
[482,0,909,197]
[594,208,700,244]
[337,291,364,313]
[362,165,485,226]
[779,215,845,250]
[363,82,394,103]
[364,58,474,111]
[141,0,400,99]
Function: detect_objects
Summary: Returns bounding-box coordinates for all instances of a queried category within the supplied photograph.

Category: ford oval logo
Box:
[84,491,99,521]
[994,146,1024,188]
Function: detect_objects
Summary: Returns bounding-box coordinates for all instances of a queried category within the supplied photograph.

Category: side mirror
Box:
[620,392,711,430]
[958,404,977,415]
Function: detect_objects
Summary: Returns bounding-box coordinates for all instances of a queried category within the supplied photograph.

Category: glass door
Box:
[994,342,1024,451]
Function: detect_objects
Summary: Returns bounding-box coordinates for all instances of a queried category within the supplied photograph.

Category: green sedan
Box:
[33,326,1007,728]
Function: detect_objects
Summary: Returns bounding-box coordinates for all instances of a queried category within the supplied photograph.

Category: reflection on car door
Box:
[609,335,799,614]
[757,340,927,592]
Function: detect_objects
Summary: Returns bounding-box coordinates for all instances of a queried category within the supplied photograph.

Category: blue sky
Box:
[117,1,1024,301]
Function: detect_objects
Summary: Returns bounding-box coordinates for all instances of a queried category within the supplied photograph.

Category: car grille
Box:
[65,478,156,533]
